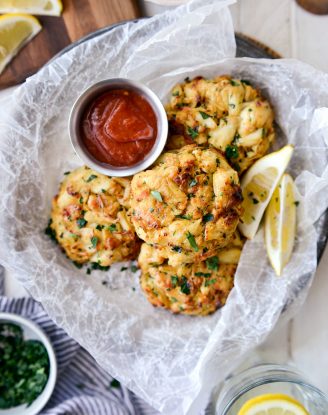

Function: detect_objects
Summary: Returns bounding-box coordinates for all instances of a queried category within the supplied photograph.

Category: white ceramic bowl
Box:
[69,78,168,177]
[0,312,57,415]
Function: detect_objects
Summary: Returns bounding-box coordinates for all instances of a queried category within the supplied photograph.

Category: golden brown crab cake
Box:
[49,166,140,266]
[166,75,275,174]
[130,145,243,264]
[138,243,240,316]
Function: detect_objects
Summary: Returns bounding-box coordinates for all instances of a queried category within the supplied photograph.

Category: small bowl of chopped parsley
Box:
[0,313,57,415]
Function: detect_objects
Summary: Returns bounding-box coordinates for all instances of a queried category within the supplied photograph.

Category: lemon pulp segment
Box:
[237,393,309,415]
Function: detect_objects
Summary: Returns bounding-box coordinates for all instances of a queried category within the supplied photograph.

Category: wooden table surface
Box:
[0,0,140,89]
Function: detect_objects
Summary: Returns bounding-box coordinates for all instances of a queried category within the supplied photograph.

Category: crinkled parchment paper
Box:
[1,1,328,413]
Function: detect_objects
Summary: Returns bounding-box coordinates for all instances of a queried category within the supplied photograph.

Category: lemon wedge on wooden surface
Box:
[0,0,62,16]
[0,13,41,75]
[238,145,294,239]
[237,393,309,415]
[265,173,297,276]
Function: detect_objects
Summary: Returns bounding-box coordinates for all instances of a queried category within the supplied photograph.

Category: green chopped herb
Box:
[107,224,117,232]
[79,197,83,204]
[151,190,163,202]
[184,77,190,82]
[130,265,138,273]
[86,174,97,182]
[101,189,106,194]
[203,213,214,222]
[149,207,154,213]
[0,323,50,409]
[189,178,197,187]
[225,145,239,160]
[180,276,190,295]
[230,79,240,86]
[262,128,267,138]
[175,214,192,220]
[73,261,83,269]
[251,216,256,221]
[172,90,180,96]
[206,256,219,271]
[170,297,178,303]
[91,262,110,271]
[110,379,120,388]
[132,287,136,291]
[120,267,128,271]
[171,275,179,288]
[91,236,98,248]
[195,272,211,277]
[64,171,70,175]
[45,219,57,243]
[186,232,198,252]
[96,224,104,231]
[172,246,182,253]
[86,268,91,275]
[295,201,300,206]
[199,111,210,119]
[187,126,199,139]
[205,278,217,287]
[77,218,88,228]
[241,79,252,86]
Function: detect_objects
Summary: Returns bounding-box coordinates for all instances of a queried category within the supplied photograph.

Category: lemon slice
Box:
[238,393,309,415]
[265,174,297,276]
[0,0,62,16]
[238,145,294,239]
[0,13,41,75]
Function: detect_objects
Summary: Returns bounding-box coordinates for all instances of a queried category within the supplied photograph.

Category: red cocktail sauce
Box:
[81,89,157,167]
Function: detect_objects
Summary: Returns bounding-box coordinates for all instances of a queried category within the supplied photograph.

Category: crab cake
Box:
[49,166,140,266]
[130,145,243,265]
[138,242,242,316]
[166,75,275,173]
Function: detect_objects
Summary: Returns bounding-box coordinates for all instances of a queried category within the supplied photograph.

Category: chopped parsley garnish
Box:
[225,145,239,159]
[195,272,211,277]
[121,267,128,271]
[203,213,214,222]
[130,265,138,273]
[189,178,197,187]
[107,224,117,232]
[172,246,182,253]
[187,126,199,139]
[73,261,83,269]
[241,79,252,86]
[91,262,110,271]
[101,189,106,193]
[179,276,190,295]
[199,111,210,119]
[186,232,199,252]
[170,297,178,303]
[79,197,83,204]
[110,379,120,388]
[205,278,217,287]
[184,77,190,82]
[175,214,192,220]
[149,207,154,213]
[171,275,179,288]
[86,174,97,182]
[90,236,98,248]
[294,201,300,206]
[151,190,163,202]
[0,323,50,409]
[172,90,180,96]
[77,218,88,228]
[96,224,104,231]
[64,171,70,175]
[206,256,219,271]
[86,268,91,275]
[45,219,57,243]
[230,79,239,86]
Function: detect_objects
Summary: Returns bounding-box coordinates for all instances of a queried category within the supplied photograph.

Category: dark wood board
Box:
[0,0,140,89]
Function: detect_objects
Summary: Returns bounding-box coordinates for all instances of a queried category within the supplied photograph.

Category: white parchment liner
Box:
[1,1,328,413]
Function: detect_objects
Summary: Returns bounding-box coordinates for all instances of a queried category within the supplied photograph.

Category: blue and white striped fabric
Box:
[0,267,158,415]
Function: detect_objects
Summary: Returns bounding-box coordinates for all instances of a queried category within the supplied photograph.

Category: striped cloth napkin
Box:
[0,267,158,415]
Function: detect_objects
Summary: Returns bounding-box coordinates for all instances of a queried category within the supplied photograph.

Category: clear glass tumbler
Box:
[216,364,328,414]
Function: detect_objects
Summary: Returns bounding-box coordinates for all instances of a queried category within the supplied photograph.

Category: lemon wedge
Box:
[238,393,309,415]
[238,145,294,239]
[0,13,41,75]
[265,174,297,276]
[0,0,62,16]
